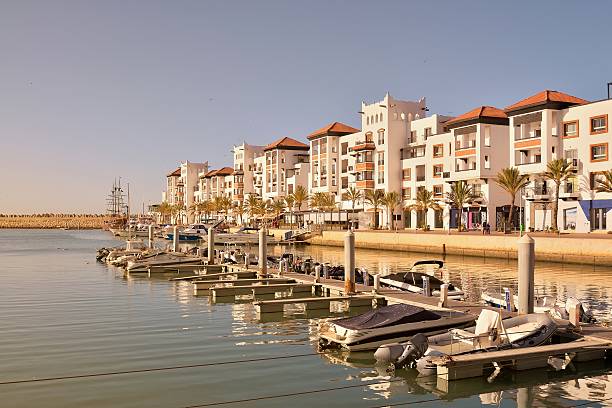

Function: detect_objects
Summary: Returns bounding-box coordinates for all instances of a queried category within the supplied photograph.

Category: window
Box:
[377,151,385,165]
[484,126,491,146]
[591,143,608,162]
[484,155,490,169]
[365,132,373,142]
[378,129,385,145]
[433,185,444,198]
[433,164,443,177]
[402,188,411,199]
[402,168,411,180]
[590,115,608,135]
[424,127,432,139]
[380,112,383,122]
[590,172,607,190]
[377,170,384,184]
[563,121,579,138]
[366,116,369,125]
[433,144,443,158]
[409,131,417,143]
[341,142,348,155]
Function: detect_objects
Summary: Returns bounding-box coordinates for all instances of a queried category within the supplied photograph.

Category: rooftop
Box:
[504,90,588,113]
[264,136,309,151]
[445,106,509,129]
[307,121,360,140]
[167,167,181,177]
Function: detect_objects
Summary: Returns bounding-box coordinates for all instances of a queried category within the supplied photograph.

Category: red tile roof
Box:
[505,90,588,112]
[201,169,217,178]
[307,121,360,140]
[166,167,181,177]
[212,167,234,177]
[264,136,309,151]
[445,106,507,126]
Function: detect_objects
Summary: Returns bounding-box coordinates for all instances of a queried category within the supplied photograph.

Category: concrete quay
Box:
[307,230,612,266]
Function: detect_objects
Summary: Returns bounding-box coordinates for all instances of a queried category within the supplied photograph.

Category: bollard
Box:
[314,264,322,283]
[438,283,448,307]
[219,250,224,264]
[362,269,369,287]
[244,253,250,270]
[422,276,431,297]
[172,226,179,253]
[373,274,380,294]
[207,228,215,265]
[344,229,356,294]
[504,287,515,312]
[148,225,154,248]
[258,228,267,277]
[517,234,535,314]
[322,264,329,280]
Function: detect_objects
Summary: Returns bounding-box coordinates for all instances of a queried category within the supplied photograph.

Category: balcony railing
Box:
[455,140,476,150]
[516,158,542,166]
[416,175,426,182]
[515,130,542,141]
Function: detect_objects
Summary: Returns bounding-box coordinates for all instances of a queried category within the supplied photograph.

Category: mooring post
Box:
[258,227,267,277]
[422,276,431,297]
[518,234,535,314]
[207,227,215,264]
[314,264,321,283]
[344,229,356,294]
[362,269,369,287]
[244,253,250,270]
[172,226,179,253]
[373,274,380,294]
[438,283,448,307]
[148,225,154,248]
[504,287,515,311]
[322,264,329,280]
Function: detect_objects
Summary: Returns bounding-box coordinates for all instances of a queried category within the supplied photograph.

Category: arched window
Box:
[366,116,370,125]
[380,112,383,122]
[370,115,374,124]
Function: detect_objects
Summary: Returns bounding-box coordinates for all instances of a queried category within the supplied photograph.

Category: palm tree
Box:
[188,202,201,223]
[218,196,233,222]
[364,189,385,229]
[342,187,362,229]
[408,189,440,230]
[446,181,480,232]
[246,195,262,226]
[234,201,246,225]
[200,200,213,221]
[595,169,612,193]
[291,185,309,226]
[494,167,530,233]
[271,198,286,225]
[212,196,224,220]
[382,191,402,230]
[284,195,296,230]
[322,193,338,226]
[310,192,327,225]
[158,202,172,223]
[543,159,575,231]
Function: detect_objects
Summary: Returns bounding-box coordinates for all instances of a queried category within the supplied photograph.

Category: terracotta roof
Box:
[264,136,309,151]
[212,166,234,176]
[166,167,181,177]
[307,122,360,140]
[201,169,217,178]
[505,90,588,113]
[446,106,507,126]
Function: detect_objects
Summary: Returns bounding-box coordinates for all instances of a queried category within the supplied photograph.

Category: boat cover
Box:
[332,304,441,330]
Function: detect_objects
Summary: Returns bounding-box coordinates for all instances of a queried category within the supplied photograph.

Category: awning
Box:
[579,199,612,220]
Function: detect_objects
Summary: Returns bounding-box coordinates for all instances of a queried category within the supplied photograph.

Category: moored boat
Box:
[318,304,475,351]
[379,260,464,299]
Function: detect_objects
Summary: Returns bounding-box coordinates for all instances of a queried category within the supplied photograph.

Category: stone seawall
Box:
[0,216,108,230]
[308,230,612,267]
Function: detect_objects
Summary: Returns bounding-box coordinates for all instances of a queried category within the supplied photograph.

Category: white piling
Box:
[314,264,321,283]
[244,253,250,269]
[148,225,154,248]
[438,283,449,307]
[422,276,431,297]
[207,228,215,265]
[504,287,515,311]
[322,264,329,280]
[258,228,267,277]
[344,229,356,294]
[568,302,581,327]
[172,226,179,253]
[373,274,380,294]
[518,234,535,314]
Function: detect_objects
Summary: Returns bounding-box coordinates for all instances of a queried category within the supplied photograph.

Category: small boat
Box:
[379,260,464,299]
[374,310,557,374]
[481,292,595,323]
[164,224,205,241]
[317,304,475,351]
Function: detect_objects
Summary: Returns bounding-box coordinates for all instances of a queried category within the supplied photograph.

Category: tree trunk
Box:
[552,183,560,231]
[507,202,515,234]
[458,208,463,232]
[373,207,378,229]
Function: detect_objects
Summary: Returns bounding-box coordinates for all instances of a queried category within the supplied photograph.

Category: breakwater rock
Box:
[0,215,109,230]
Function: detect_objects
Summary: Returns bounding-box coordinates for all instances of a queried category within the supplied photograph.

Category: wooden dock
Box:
[192,278,295,291]
[209,283,314,300]
[254,294,376,314]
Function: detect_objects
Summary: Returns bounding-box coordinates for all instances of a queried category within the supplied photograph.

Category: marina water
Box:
[2,229,612,407]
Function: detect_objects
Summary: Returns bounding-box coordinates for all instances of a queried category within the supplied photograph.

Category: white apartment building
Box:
[198,167,234,202]
[255,137,309,202]
[505,90,612,233]
[232,143,264,205]
[162,161,208,222]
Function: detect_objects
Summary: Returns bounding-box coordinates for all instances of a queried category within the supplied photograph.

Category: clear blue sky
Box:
[1,0,611,213]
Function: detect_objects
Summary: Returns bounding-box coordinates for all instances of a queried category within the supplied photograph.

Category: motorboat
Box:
[379,260,464,299]
[374,310,557,375]
[480,291,595,323]
[317,304,475,351]
[165,224,204,241]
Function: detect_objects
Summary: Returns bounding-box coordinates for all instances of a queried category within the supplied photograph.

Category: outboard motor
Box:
[374,333,429,369]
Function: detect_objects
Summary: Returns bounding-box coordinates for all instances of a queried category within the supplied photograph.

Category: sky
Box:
[1,0,611,214]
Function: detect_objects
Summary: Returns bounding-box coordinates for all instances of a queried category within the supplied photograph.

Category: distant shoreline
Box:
[0,215,108,230]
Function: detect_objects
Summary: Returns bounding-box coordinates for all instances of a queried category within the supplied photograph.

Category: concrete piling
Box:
[244,253,250,269]
[148,225,154,248]
[322,264,329,280]
[518,234,535,314]
[172,226,179,253]
[504,287,515,311]
[207,228,215,265]
[344,229,356,294]
[258,228,267,277]
[422,276,431,297]
[373,274,380,294]
[438,283,448,307]
[314,264,321,283]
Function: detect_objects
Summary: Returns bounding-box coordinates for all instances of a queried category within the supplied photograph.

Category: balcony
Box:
[516,158,542,166]
[350,142,376,154]
[416,175,426,182]
[515,129,541,141]
[356,180,375,189]
[560,181,580,200]
[355,162,374,172]
[455,140,476,150]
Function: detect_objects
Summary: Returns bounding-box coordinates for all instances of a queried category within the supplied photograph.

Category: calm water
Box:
[2,230,612,407]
